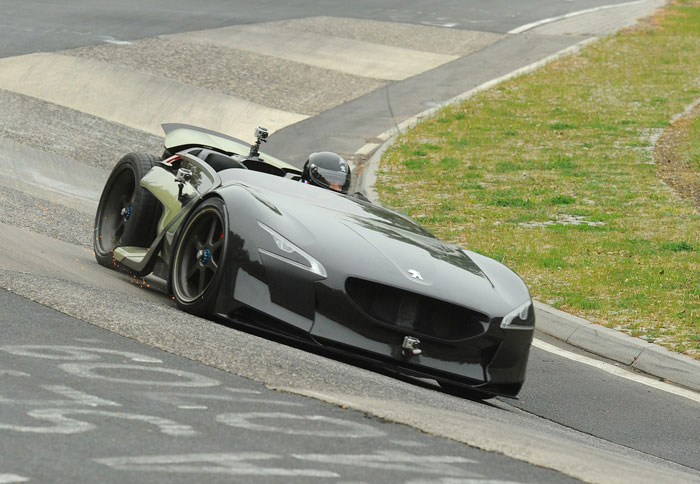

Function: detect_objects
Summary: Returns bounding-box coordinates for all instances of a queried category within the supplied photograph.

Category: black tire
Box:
[94,152,161,268]
[171,198,228,316]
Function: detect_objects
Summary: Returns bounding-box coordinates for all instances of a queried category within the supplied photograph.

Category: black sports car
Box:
[94,124,535,398]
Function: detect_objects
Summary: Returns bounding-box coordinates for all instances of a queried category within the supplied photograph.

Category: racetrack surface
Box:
[1,1,699,483]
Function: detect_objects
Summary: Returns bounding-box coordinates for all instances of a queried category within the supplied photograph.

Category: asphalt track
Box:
[1,1,699,483]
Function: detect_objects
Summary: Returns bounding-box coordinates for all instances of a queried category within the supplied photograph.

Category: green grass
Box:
[376,1,700,357]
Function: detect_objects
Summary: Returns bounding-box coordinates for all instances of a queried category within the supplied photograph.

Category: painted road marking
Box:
[98,36,132,45]
[0,385,121,407]
[420,21,459,28]
[508,0,645,34]
[95,453,339,477]
[94,451,494,480]
[0,408,196,436]
[144,391,303,408]
[533,339,700,404]
[216,412,385,438]
[0,369,30,378]
[171,24,458,81]
[292,450,477,476]
[0,53,307,140]
[0,475,29,483]
[58,363,221,387]
[42,385,121,407]
[406,479,522,484]
[0,345,161,363]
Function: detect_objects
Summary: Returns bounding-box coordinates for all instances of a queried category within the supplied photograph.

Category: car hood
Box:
[221,171,530,317]
[338,216,528,317]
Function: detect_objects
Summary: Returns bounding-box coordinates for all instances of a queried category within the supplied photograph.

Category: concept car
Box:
[94,124,535,397]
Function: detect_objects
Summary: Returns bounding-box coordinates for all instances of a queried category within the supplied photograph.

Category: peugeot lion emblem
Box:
[408,269,423,281]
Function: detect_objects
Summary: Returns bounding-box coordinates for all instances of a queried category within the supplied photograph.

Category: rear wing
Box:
[162,123,301,175]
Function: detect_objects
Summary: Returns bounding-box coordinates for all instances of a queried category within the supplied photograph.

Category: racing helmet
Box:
[302,152,351,194]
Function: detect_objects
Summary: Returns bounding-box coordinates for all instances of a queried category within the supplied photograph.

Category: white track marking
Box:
[508,1,644,34]
[0,53,307,140]
[95,451,484,479]
[58,363,220,387]
[98,36,132,45]
[0,369,30,378]
[143,391,302,407]
[216,412,385,438]
[0,345,161,363]
[0,408,195,436]
[41,385,121,407]
[0,385,121,407]
[224,387,262,394]
[0,475,29,483]
[420,21,459,28]
[406,479,523,484]
[292,451,477,476]
[533,339,700,404]
[171,25,458,81]
[95,453,339,477]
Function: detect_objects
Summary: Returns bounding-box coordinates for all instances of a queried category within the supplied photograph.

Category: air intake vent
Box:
[345,278,488,341]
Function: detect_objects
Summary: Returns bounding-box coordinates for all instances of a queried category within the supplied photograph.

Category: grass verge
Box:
[376,1,700,357]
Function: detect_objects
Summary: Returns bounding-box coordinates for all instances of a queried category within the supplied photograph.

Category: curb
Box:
[354,39,700,394]
[534,302,700,392]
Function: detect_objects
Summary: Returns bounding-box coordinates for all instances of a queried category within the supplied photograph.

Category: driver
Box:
[301,152,351,194]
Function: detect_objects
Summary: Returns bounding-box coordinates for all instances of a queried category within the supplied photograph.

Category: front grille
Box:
[345,278,489,341]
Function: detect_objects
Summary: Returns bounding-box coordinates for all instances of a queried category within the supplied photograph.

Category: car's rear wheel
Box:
[171,198,228,316]
[94,152,161,268]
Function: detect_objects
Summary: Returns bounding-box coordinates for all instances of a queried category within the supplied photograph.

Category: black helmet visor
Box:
[311,166,350,193]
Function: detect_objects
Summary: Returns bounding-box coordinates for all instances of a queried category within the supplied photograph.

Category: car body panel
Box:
[113,246,148,263]
[140,165,197,233]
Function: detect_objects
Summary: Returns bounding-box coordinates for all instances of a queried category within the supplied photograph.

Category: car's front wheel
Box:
[94,152,160,268]
[171,198,228,316]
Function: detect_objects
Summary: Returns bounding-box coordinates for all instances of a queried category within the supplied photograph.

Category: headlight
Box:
[257,221,327,278]
[500,300,533,330]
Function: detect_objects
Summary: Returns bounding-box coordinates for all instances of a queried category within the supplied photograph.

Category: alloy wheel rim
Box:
[175,208,224,302]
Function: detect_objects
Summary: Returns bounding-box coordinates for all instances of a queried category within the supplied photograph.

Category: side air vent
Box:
[345,278,489,341]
